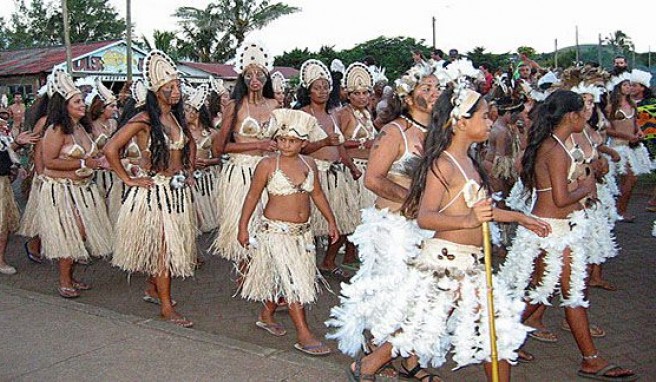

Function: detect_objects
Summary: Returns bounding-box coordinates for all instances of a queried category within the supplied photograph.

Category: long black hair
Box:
[46,93,93,134]
[520,90,584,192]
[144,91,191,173]
[208,91,223,122]
[402,86,487,219]
[24,94,50,132]
[608,80,635,120]
[226,72,274,137]
[198,104,213,130]
[117,97,143,129]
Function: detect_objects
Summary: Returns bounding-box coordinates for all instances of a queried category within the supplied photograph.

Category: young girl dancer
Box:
[237,109,336,356]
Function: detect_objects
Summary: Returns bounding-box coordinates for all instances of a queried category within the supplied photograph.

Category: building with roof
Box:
[0,39,299,100]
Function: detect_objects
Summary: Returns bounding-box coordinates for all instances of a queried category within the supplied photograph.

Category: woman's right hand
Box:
[466,199,493,228]
[124,176,153,188]
[237,228,250,248]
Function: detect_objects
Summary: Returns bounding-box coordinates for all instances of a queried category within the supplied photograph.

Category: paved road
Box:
[1,183,654,381]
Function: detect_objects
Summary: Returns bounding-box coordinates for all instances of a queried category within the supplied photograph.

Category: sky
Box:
[2,0,655,57]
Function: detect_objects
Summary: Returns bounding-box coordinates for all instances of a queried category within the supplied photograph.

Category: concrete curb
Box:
[0,284,343,373]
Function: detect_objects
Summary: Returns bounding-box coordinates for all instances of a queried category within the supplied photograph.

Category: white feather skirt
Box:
[17,174,43,237]
[0,176,20,235]
[38,176,113,260]
[584,201,619,265]
[611,142,655,175]
[505,179,535,214]
[325,208,431,357]
[499,210,590,308]
[112,175,197,277]
[192,168,219,233]
[311,159,359,236]
[388,238,530,369]
[240,217,325,304]
[210,154,264,263]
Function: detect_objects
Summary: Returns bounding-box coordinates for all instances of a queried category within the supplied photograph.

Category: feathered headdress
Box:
[394,62,438,99]
[300,59,332,90]
[185,84,209,111]
[270,71,286,93]
[571,81,602,103]
[330,59,345,75]
[369,65,388,84]
[233,40,273,74]
[606,72,631,92]
[131,79,148,107]
[209,75,227,96]
[631,69,652,88]
[269,109,327,142]
[143,50,179,92]
[95,78,117,105]
[51,67,82,100]
[441,59,483,124]
[342,63,374,93]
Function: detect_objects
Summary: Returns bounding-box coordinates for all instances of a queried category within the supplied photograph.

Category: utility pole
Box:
[126,0,133,81]
[575,26,580,64]
[432,16,436,49]
[597,33,602,67]
[62,0,73,74]
[554,39,558,68]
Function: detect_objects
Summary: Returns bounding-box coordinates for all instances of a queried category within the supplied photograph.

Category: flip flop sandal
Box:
[517,349,536,363]
[24,242,43,264]
[561,321,606,337]
[167,317,193,328]
[142,294,178,307]
[72,281,92,291]
[577,364,639,381]
[294,342,332,356]
[58,287,80,299]
[528,329,558,343]
[320,267,351,280]
[255,321,287,336]
[400,362,443,381]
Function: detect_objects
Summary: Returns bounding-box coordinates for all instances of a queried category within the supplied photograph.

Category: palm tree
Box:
[174,0,300,62]
[604,30,634,55]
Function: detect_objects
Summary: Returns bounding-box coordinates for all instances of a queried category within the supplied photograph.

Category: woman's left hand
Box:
[520,215,551,238]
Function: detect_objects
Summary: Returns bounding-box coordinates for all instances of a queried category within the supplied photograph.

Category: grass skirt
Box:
[387,238,529,369]
[17,174,43,237]
[0,176,20,234]
[325,208,430,357]
[112,175,197,277]
[492,156,518,181]
[499,210,590,308]
[38,176,112,260]
[351,158,376,214]
[192,167,219,233]
[105,174,124,226]
[240,217,325,304]
[311,159,359,236]
[210,154,263,262]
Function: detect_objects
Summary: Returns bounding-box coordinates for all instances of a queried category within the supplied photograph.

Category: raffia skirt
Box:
[311,159,359,236]
[112,175,197,277]
[38,176,113,260]
[350,158,376,215]
[499,210,590,308]
[17,174,43,237]
[105,173,125,226]
[0,176,20,235]
[210,154,264,263]
[192,167,219,233]
[240,217,325,304]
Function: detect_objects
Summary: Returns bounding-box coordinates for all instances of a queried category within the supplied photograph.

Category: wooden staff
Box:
[482,221,500,382]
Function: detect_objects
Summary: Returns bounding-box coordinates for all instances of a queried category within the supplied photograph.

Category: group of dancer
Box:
[0,40,652,381]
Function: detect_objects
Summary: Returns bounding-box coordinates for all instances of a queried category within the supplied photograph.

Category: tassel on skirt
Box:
[0,176,20,234]
[17,174,43,237]
[240,217,325,304]
[38,176,113,260]
[112,175,197,277]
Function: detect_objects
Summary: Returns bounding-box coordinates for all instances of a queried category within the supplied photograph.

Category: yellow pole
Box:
[482,222,500,382]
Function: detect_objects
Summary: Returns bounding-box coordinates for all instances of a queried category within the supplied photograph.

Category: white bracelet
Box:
[80,159,86,169]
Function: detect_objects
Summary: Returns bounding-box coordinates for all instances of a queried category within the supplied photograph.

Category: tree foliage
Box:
[173,0,300,62]
[603,30,634,55]
[1,0,125,49]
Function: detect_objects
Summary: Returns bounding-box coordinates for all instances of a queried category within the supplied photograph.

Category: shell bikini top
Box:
[535,134,581,192]
[237,102,270,139]
[267,154,314,196]
[94,133,109,150]
[61,129,99,160]
[388,122,422,177]
[438,151,487,213]
[613,108,635,120]
[348,107,376,140]
[165,118,186,151]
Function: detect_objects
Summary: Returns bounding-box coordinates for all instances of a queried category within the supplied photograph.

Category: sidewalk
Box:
[1,185,654,381]
[0,285,344,381]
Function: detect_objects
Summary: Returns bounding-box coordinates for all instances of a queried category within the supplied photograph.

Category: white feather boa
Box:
[584,202,619,265]
[325,208,430,357]
[499,210,590,308]
[611,143,655,176]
